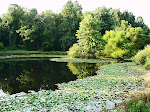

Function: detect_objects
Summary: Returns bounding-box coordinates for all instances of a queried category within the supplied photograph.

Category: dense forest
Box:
[0,0,149,59]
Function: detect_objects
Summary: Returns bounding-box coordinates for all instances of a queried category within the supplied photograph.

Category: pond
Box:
[0,59,108,95]
[0,59,144,111]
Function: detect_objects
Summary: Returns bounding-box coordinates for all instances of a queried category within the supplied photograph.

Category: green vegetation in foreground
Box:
[50,57,117,63]
[120,90,150,112]
[0,50,67,56]
[0,62,145,111]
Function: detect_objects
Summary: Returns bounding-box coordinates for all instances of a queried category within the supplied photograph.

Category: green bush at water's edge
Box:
[133,44,150,65]
[144,59,150,70]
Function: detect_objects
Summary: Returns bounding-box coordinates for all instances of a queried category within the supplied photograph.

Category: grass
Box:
[0,62,145,111]
[117,89,150,112]
[0,50,67,61]
[130,64,150,85]
[0,50,67,56]
[0,57,55,62]
[50,57,118,63]
[0,54,67,61]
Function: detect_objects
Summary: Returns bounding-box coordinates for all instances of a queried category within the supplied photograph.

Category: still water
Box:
[0,59,102,95]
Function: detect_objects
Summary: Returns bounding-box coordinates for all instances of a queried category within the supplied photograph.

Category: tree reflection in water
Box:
[0,60,76,94]
[67,62,111,79]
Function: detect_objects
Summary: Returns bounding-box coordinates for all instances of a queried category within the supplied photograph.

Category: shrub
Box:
[133,45,150,65]
[103,21,149,59]
[119,89,150,112]
[0,42,4,51]
[126,99,144,112]
[111,49,127,59]
[67,44,82,58]
[68,43,98,59]
[144,59,150,70]
[125,94,150,112]
[133,50,147,65]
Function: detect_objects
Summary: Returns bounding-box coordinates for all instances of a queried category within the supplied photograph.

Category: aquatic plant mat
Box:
[0,62,145,111]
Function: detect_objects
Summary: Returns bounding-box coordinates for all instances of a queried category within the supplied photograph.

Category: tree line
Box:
[0,0,149,58]
[0,0,82,51]
[67,2,150,59]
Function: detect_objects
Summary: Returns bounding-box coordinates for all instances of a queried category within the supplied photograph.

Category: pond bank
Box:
[0,50,67,56]
[0,54,67,60]
[0,62,145,111]
[0,50,67,60]
[130,65,150,87]
[115,65,150,111]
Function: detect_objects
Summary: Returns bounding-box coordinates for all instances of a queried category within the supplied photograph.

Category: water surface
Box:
[0,59,102,94]
[0,60,77,94]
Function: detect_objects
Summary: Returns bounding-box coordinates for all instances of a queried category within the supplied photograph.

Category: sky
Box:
[0,0,149,27]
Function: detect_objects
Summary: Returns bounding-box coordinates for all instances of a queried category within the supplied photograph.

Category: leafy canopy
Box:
[103,20,150,59]
[68,13,105,58]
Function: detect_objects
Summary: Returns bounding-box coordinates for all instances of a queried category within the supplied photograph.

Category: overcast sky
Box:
[0,0,149,27]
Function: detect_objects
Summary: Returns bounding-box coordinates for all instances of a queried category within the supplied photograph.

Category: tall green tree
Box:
[74,0,82,28]
[68,14,105,58]
[110,9,122,26]
[16,8,45,50]
[59,0,82,50]
[41,10,58,51]
[94,6,114,35]
[121,11,135,26]
[1,4,25,49]
[30,14,44,50]
[0,22,9,48]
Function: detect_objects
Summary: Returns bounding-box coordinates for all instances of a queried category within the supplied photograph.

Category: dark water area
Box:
[0,59,104,95]
[0,60,76,94]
